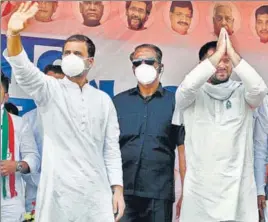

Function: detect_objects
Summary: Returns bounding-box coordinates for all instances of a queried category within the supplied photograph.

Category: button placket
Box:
[80,95,86,131]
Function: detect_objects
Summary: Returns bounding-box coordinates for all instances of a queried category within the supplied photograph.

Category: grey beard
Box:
[210,75,229,85]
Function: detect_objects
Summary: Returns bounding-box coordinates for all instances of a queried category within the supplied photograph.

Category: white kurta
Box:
[172,59,267,222]
[22,108,43,212]
[1,109,40,222]
[4,50,123,222]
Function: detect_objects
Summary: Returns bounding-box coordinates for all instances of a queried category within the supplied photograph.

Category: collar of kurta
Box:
[129,83,164,97]
[1,107,17,199]
[62,77,89,88]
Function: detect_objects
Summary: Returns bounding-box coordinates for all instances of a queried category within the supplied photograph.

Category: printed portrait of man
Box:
[125,1,153,31]
[213,3,234,36]
[169,1,193,35]
[35,1,58,22]
[79,1,104,27]
[255,5,268,44]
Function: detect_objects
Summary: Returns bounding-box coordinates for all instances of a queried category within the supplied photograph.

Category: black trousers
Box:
[120,195,173,222]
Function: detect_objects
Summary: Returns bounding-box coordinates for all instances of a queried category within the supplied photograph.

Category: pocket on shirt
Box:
[118,113,140,136]
[221,98,242,124]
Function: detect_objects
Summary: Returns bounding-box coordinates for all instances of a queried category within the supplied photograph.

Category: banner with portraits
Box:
[1,1,268,115]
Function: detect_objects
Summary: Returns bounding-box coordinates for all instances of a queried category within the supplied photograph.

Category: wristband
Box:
[6,30,20,38]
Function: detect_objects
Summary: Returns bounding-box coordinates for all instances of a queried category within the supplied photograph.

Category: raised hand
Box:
[226,30,235,55]
[225,28,241,66]
[216,28,227,56]
[8,1,39,35]
[209,28,227,67]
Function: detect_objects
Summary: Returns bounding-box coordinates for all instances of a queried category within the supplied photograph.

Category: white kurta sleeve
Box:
[254,115,268,196]
[103,98,123,187]
[174,59,216,111]
[20,120,40,174]
[233,59,267,108]
[3,49,57,107]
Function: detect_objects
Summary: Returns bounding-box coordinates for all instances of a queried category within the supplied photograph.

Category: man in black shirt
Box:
[113,44,185,222]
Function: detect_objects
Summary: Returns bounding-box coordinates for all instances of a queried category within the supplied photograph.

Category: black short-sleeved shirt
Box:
[113,84,185,201]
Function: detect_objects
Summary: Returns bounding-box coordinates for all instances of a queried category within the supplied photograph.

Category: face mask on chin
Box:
[61,54,91,78]
[135,64,159,85]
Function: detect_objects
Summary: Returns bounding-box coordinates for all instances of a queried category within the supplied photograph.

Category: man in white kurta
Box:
[22,108,42,213]
[172,28,267,222]
[4,2,124,222]
[22,65,64,212]
[1,73,40,222]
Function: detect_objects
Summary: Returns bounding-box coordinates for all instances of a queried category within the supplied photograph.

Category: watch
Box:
[16,161,23,173]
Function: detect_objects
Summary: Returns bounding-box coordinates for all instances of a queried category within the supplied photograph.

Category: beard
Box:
[209,74,229,85]
[127,16,145,30]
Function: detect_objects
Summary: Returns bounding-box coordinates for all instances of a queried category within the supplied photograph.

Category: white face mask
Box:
[135,64,158,85]
[61,54,90,77]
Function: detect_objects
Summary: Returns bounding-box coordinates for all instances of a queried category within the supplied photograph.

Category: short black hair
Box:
[255,5,268,19]
[198,41,217,61]
[1,72,10,93]
[130,44,163,63]
[4,103,19,116]
[170,1,193,16]
[44,65,63,75]
[126,1,153,15]
[63,34,96,58]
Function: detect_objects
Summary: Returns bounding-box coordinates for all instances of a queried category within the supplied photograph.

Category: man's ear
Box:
[169,12,173,20]
[86,57,94,66]
[89,57,94,66]
[53,3,58,13]
[158,63,164,74]
[79,2,83,13]
[4,93,9,103]
[144,14,149,22]
[132,66,136,74]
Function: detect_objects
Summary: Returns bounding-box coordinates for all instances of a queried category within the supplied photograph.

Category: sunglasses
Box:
[132,58,157,67]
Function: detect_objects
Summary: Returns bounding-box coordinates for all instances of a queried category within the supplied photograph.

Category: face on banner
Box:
[169,1,193,35]
[35,1,58,22]
[213,3,234,36]
[125,1,152,30]
[79,1,104,27]
[255,5,268,44]
[1,1,268,116]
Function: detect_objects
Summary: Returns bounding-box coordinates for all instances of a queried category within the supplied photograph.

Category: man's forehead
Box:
[64,41,87,52]
[134,48,156,58]
[174,7,192,14]
[130,1,146,9]
[81,1,103,5]
[257,14,268,21]
[215,5,232,15]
